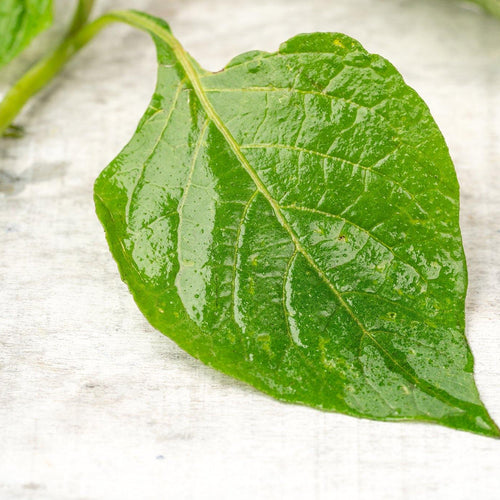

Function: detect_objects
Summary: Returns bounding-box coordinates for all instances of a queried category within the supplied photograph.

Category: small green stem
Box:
[0,0,100,137]
[68,0,96,36]
[0,9,180,136]
[0,16,111,136]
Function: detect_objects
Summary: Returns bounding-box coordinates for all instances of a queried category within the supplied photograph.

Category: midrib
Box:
[176,45,373,335]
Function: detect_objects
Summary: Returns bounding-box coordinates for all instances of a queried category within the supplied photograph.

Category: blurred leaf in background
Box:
[0,0,53,68]
[465,0,500,18]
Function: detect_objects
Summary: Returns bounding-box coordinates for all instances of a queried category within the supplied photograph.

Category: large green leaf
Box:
[94,11,499,437]
[0,0,53,68]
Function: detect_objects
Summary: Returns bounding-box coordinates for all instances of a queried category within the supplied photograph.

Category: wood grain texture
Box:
[1,0,499,498]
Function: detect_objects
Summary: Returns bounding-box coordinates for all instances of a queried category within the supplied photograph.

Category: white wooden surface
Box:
[1,1,500,498]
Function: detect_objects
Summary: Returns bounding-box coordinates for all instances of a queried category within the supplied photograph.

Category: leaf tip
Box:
[452,405,500,439]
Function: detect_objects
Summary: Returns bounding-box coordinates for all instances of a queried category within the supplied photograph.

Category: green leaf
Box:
[0,0,53,68]
[467,0,500,19]
[94,11,499,437]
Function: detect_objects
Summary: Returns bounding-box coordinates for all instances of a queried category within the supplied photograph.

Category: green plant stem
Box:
[0,9,182,137]
[0,16,108,136]
[0,0,97,136]
[68,0,96,36]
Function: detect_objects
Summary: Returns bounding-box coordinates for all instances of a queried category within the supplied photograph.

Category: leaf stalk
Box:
[0,0,102,136]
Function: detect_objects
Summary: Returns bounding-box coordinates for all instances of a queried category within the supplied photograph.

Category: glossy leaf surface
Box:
[94,11,499,437]
[0,0,52,68]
